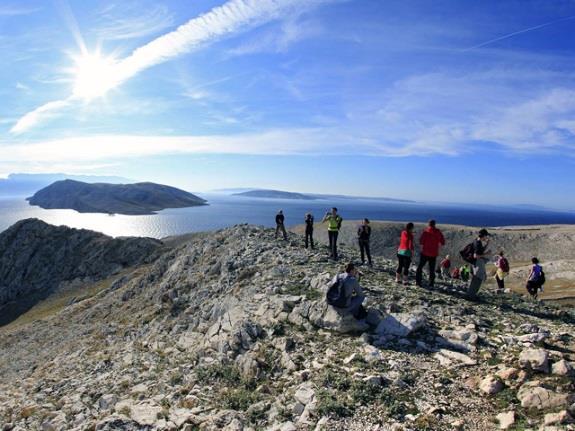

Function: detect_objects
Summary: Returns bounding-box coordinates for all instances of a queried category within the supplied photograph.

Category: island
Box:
[27,180,207,215]
[232,189,318,200]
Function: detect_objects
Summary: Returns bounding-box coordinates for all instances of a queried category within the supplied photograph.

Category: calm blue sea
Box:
[1,194,574,239]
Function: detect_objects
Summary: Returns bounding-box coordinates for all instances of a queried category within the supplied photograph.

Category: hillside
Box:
[0,219,163,325]
[27,180,208,215]
[1,222,575,430]
[233,189,318,200]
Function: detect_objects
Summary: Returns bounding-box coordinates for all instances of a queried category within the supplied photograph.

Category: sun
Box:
[72,51,119,100]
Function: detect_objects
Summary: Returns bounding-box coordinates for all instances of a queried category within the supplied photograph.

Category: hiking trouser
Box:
[396,254,411,276]
[467,258,487,298]
[442,268,451,279]
[526,280,540,297]
[328,230,339,259]
[495,275,505,291]
[275,223,287,240]
[345,295,365,317]
[305,229,314,248]
[416,254,437,286]
[358,239,372,265]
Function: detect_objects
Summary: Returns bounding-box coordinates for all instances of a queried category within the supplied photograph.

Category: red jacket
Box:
[398,230,414,252]
[419,227,445,257]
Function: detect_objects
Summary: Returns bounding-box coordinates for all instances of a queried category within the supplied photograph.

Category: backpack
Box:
[499,257,510,273]
[538,270,546,286]
[460,243,476,264]
[326,276,346,308]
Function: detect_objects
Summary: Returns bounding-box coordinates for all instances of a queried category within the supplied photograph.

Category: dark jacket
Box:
[276,214,285,225]
[358,225,371,241]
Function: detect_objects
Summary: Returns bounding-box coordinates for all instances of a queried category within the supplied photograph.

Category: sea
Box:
[1,194,575,239]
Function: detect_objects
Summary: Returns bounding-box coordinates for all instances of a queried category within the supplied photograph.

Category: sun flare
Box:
[72,51,119,100]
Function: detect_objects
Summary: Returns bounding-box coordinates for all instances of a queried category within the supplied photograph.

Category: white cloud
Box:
[11,0,333,134]
[10,100,72,135]
[92,4,174,41]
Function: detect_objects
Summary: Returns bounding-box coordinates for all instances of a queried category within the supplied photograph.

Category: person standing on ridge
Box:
[415,220,445,288]
[494,250,510,293]
[275,210,288,240]
[304,213,314,249]
[357,218,373,267]
[466,228,491,300]
[396,222,415,285]
[322,207,343,260]
[526,257,545,299]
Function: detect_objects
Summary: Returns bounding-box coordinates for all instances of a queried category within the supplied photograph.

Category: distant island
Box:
[27,180,207,215]
[233,189,319,200]
[231,188,414,203]
[0,173,132,198]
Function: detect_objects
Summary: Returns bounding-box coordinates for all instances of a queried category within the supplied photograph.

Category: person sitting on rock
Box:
[460,264,471,282]
[326,263,366,319]
[440,255,451,279]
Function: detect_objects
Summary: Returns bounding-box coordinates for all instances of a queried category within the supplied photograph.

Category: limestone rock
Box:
[519,349,550,373]
[496,411,515,430]
[552,360,573,376]
[375,312,426,337]
[479,375,504,395]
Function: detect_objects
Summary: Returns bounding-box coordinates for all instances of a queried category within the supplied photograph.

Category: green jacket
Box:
[325,214,342,232]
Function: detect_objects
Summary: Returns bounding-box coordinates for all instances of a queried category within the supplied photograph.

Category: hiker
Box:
[304,213,314,249]
[415,220,445,288]
[322,207,343,260]
[440,255,451,279]
[460,265,471,282]
[326,262,366,319]
[451,267,461,280]
[465,228,491,300]
[396,222,415,285]
[526,257,545,299]
[275,210,288,240]
[494,250,510,293]
[357,218,373,267]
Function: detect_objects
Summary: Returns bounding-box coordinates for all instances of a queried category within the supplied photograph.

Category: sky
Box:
[0,0,575,209]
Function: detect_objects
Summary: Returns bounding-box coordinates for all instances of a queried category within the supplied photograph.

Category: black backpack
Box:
[460,243,476,264]
[539,270,546,286]
[326,276,346,308]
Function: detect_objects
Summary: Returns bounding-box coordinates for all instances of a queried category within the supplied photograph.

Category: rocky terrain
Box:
[1,221,575,430]
[0,219,162,325]
[27,180,207,215]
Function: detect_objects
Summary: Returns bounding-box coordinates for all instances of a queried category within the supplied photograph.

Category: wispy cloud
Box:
[227,17,324,56]
[92,3,174,41]
[10,100,72,135]
[0,4,40,16]
[11,0,333,134]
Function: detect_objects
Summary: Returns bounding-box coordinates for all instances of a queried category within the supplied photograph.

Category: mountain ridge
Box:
[0,221,574,430]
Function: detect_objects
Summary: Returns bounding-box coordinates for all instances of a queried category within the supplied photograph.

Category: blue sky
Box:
[1,0,575,208]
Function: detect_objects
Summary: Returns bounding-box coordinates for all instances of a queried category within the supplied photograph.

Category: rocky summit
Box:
[1,223,575,430]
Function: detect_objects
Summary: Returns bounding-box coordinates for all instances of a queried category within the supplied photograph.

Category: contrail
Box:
[462,15,575,52]
[11,0,330,134]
